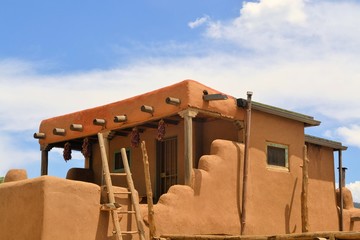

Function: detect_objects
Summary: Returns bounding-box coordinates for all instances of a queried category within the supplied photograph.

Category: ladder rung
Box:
[114,191,131,194]
[100,202,121,211]
[110,173,127,176]
[121,231,138,235]
[118,210,136,214]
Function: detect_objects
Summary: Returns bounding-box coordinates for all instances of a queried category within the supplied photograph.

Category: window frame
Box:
[266,142,289,170]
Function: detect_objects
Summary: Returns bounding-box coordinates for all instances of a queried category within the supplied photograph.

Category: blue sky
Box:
[1,0,360,200]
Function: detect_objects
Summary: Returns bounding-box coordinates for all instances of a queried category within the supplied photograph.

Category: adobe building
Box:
[0,80,359,239]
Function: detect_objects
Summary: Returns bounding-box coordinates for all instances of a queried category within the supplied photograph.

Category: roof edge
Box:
[305,134,347,150]
[237,99,321,127]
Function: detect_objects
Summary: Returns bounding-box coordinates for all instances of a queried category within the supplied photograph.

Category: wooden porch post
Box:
[101,131,111,186]
[40,145,49,175]
[179,109,198,187]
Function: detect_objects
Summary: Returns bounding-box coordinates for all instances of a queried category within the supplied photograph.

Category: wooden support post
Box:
[241,91,252,235]
[302,145,310,232]
[141,141,157,239]
[338,150,344,231]
[40,147,49,176]
[179,109,198,187]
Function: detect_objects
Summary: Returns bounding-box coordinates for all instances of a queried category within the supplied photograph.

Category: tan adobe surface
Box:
[38,80,242,146]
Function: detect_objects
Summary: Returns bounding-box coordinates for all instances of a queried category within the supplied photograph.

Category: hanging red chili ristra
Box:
[130,127,140,148]
[157,119,166,141]
[81,137,91,158]
[63,142,72,162]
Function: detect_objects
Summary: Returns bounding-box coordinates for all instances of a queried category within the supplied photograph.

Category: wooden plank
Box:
[161,231,360,240]
[351,216,360,221]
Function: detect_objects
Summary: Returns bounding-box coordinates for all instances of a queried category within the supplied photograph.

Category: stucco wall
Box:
[195,119,240,157]
[244,110,305,235]
[146,139,244,236]
[0,176,108,240]
[307,143,339,231]
[90,118,240,200]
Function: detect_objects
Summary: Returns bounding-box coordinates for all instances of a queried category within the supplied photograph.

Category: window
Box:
[114,149,131,172]
[266,142,288,168]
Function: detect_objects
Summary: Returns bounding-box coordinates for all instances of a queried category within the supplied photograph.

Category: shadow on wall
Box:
[285,178,298,234]
[233,141,244,231]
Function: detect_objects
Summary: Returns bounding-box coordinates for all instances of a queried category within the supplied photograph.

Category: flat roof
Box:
[36,80,243,146]
[36,80,326,147]
[237,99,321,127]
[305,134,347,151]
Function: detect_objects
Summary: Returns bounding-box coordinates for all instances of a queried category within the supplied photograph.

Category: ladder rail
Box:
[98,132,123,240]
[121,148,146,240]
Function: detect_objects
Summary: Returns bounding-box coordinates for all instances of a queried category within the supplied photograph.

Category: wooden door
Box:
[156,137,178,200]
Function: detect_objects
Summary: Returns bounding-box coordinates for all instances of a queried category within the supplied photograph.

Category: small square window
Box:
[267,142,288,168]
[114,149,131,172]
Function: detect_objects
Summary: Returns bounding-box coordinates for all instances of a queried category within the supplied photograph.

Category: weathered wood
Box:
[161,231,360,240]
[121,148,146,240]
[351,216,360,221]
[98,132,123,240]
[301,145,309,232]
[141,141,157,239]
[101,202,121,211]
[179,109,198,187]
[110,173,127,176]
[339,150,344,231]
[241,91,252,235]
[40,149,49,175]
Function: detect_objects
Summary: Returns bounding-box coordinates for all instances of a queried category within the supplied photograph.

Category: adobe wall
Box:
[0,177,44,239]
[90,118,240,199]
[145,139,244,236]
[0,176,110,240]
[244,110,305,235]
[194,118,241,159]
[307,143,339,231]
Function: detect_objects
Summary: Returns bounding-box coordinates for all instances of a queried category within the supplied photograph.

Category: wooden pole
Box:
[301,145,309,232]
[180,109,198,187]
[241,91,252,235]
[338,150,343,231]
[141,141,157,239]
[40,147,49,176]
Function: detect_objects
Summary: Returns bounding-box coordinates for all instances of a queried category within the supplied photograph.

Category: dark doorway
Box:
[156,137,178,200]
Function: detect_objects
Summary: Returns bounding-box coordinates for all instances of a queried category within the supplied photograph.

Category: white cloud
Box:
[329,125,360,148]
[346,181,360,203]
[188,15,209,29]
[204,0,360,55]
[241,0,307,25]
[1,0,360,180]
[0,133,39,177]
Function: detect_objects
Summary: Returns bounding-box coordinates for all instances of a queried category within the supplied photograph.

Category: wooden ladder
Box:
[98,132,146,240]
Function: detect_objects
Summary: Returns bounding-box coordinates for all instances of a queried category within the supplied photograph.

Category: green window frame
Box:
[266,142,289,169]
